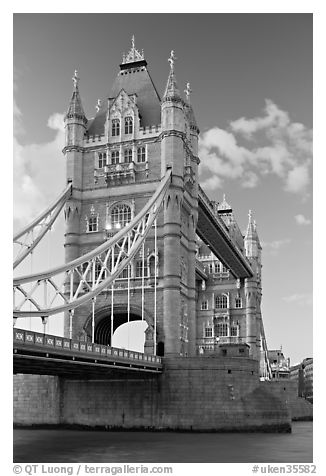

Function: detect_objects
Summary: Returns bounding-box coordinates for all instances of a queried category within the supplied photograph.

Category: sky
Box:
[12,12,313,365]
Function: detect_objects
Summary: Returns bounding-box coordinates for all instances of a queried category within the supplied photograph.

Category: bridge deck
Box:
[13,329,162,379]
[197,186,253,279]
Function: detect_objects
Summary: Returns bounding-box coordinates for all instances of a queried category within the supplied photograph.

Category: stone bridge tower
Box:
[62,39,199,356]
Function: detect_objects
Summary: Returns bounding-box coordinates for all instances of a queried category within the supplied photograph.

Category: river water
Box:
[13,422,312,463]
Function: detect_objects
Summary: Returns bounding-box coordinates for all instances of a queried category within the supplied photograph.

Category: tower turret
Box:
[161,50,185,177]
[244,210,262,361]
[65,70,87,148]
[244,210,260,260]
[63,70,87,270]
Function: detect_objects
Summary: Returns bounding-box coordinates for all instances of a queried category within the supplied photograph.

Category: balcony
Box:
[197,336,246,354]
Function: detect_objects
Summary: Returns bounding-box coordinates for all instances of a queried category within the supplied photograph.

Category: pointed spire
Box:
[66,69,86,121]
[245,209,255,239]
[163,50,181,101]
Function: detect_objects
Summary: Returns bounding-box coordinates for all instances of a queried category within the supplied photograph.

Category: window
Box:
[125,116,133,134]
[205,327,212,338]
[230,325,238,337]
[120,265,130,279]
[136,260,147,278]
[201,300,208,310]
[124,149,133,163]
[215,294,228,309]
[111,203,131,229]
[208,263,214,274]
[87,216,98,232]
[111,150,119,165]
[94,262,103,281]
[137,146,146,163]
[98,152,106,169]
[214,262,221,273]
[216,323,228,337]
[235,297,242,308]
[112,119,120,136]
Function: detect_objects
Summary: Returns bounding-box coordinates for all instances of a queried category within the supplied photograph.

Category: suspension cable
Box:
[111,283,114,346]
[154,218,157,355]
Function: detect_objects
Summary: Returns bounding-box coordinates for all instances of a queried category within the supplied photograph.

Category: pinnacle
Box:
[163,50,182,101]
[65,70,86,121]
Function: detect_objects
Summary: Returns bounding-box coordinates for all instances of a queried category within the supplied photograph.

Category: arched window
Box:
[125,116,133,134]
[215,294,228,309]
[111,203,131,229]
[124,149,133,163]
[98,152,106,169]
[111,150,119,164]
[112,119,120,137]
[137,146,146,163]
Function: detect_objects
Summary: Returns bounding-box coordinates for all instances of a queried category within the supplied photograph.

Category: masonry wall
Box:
[14,357,291,431]
[13,375,61,425]
[261,380,313,421]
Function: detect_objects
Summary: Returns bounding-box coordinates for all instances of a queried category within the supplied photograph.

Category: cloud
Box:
[260,238,291,255]
[295,214,311,226]
[283,293,312,306]
[285,165,310,193]
[13,105,66,228]
[199,99,312,194]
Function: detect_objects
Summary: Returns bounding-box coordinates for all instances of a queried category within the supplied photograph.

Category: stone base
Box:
[14,357,292,432]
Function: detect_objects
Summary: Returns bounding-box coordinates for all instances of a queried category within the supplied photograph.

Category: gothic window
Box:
[230,325,239,337]
[125,116,133,134]
[87,216,98,233]
[222,265,228,273]
[98,152,107,169]
[111,150,120,164]
[124,148,133,163]
[235,297,242,308]
[214,262,221,273]
[208,263,214,274]
[215,294,228,309]
[205,327,213,338]
[112,119,120,136]
[216,323,228,337]
[201,300,208,310]
[137,146,146,163]
[111,203,131,229]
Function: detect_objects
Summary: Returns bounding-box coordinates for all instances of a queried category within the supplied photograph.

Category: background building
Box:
[290,357,313,402]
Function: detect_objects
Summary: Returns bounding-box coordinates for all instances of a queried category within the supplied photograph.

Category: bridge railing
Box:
[13,328,162,365]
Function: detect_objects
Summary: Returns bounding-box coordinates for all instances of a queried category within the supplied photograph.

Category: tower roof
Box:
[217,194,232,213]
[65,70,87,121]
[86,38,161,136]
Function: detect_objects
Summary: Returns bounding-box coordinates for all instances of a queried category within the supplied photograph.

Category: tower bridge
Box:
[12,38,293,433]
